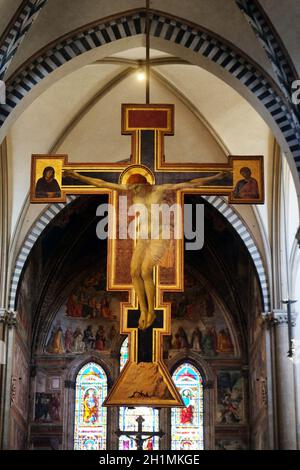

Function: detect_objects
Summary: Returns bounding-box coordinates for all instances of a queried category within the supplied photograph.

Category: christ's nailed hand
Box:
[63,169,78,179]
[216,171,232,180]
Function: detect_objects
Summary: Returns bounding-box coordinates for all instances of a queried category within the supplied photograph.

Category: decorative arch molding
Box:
[236,0,298,107]
[0,0,48,79]
[168,351,215,385]
[0,8,300,182]
[8,194,270,313]
[65,354,114,389]
[202,195,270,311]
[8,195,76,310]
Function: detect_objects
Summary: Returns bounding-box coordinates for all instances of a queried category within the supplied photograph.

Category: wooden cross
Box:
[30,104,264,407]
[116,415,164,451]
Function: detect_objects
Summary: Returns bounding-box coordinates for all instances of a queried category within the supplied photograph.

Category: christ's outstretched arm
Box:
[63,169,127,191]
[157,171,231,191]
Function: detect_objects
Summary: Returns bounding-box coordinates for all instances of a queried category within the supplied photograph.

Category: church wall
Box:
[248,323,268,448]
[58,77,226,165]
[9,333,30,449]
[247,276,269,449]
[0,0,23,39]
[4,250,33,449]
[6,241,44,449]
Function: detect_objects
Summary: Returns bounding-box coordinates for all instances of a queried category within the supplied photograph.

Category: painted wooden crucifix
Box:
[30,104,264,407]
[116,415,164,451]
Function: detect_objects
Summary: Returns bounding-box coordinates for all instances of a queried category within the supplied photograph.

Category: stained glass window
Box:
[119,338,159,450]
[171,362,204,450]
[74,362,107,450]
[120,337,129,370]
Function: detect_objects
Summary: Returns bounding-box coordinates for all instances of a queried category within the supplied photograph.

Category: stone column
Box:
[272,310,297,449]
[0,309,6,449]
[0,140,10,449]
[0,309,17,449]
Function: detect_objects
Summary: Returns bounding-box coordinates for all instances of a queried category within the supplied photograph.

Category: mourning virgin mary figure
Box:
[35,166,61,198]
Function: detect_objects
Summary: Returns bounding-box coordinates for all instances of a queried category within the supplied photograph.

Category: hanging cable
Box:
[145,0,150,104]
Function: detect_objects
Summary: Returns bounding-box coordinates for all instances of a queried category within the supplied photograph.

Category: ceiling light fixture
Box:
[137,70,146,81]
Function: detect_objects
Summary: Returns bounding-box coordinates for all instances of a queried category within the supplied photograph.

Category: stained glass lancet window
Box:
[119,338,159,450]
[120,337,129,370]
[171,362,204,450]
[74,362,107,450]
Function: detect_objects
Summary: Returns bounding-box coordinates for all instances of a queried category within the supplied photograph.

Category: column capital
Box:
[0,308,6,322]
[264,310,297,326]
[0,308,17,327]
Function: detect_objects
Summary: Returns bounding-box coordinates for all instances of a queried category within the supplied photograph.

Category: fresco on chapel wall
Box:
[216,370,245,425]
[36,371,47,393]
[44,271,124,355]
[164,270,235,358]
[34,393,61,423]
[33,370,62,424]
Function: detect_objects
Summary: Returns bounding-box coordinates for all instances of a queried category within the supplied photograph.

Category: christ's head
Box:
[127,173,150,185]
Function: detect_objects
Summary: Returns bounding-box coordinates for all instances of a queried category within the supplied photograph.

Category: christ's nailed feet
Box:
[138,310,147,329]
[145,311,156,329]
[138,310,156,330]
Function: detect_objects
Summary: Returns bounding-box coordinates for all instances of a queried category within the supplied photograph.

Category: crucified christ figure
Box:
[64,169,226,330]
